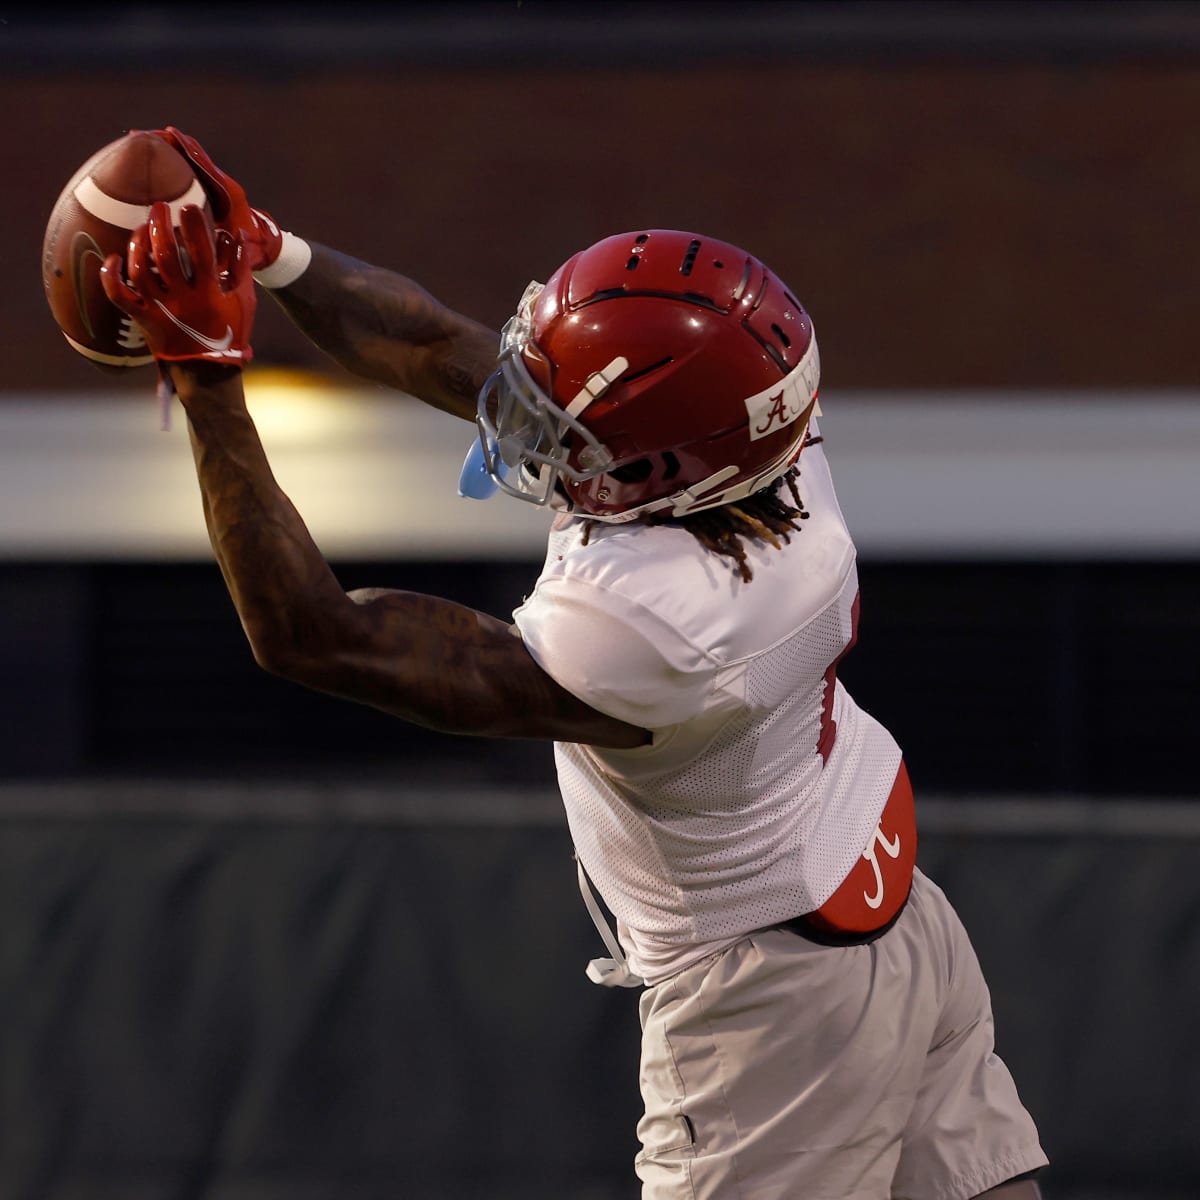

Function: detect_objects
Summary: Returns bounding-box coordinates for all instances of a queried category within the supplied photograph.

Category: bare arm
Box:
[171,361,649,748]
[265,242,500,422]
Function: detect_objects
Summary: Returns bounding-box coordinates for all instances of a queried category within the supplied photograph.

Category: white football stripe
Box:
[73,176,207,230]
[62,332,154,367]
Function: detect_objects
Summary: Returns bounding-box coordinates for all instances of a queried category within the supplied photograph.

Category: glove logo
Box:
[151,300,237,354]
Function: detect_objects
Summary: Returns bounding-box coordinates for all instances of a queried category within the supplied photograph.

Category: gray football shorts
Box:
[635,868,1048,1200]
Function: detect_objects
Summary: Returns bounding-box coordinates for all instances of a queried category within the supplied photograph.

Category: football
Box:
[41,130,208,370]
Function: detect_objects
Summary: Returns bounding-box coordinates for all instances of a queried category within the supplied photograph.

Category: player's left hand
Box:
[154,126,284,274]
[100,201,256,365]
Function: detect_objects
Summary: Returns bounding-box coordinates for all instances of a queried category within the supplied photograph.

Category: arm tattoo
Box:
[174,367,646,749]
[267,244,499,421]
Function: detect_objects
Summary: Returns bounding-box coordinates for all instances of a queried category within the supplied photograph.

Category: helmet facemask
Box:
[475,281,617,509]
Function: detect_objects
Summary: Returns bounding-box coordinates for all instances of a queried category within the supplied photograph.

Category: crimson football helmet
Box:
[475,229,820,521]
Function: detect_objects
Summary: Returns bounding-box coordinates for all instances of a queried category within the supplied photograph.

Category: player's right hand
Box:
[99,202,256,366]
[154,126,284,274]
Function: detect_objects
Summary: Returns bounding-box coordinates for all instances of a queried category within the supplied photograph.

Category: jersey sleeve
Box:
[513,574,720,731]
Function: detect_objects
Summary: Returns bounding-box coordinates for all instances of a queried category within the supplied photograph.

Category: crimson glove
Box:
[153,126,283,274]
[100,201,255,365]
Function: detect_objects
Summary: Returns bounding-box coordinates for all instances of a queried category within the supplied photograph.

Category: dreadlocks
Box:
[668,463,811,583]
[580,435,822,583]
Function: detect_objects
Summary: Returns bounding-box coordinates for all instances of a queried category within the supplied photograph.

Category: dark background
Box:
[4,557,1199,798]
[2,4,1199,1199]
[10,3,1200,395]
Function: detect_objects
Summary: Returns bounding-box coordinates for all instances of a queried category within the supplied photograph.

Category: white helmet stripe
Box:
[563,356,630,419]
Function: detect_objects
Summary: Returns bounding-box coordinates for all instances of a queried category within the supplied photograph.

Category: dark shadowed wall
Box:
[8,4,1200,394]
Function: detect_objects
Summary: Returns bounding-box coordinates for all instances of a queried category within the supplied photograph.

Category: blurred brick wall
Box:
[13,61,1199,393]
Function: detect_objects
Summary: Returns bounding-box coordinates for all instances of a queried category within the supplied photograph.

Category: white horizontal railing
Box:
[0,378,1197,560]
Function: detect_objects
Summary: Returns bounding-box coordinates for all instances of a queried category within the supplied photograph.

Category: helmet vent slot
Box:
[622,356,673,384]
[744,310,792,371]
[578,288,722,312]
[661,452,681,481]
[609,458,654,484]
[762,343,788,371]
[626,256,641,271]
[679,239,702,276]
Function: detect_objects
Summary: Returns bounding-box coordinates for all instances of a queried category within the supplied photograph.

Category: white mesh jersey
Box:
[512,427,903,983]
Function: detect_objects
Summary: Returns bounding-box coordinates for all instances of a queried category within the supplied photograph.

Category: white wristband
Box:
[253,231,312,289]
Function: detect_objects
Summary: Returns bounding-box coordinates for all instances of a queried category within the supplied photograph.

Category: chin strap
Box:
[576,857,644,988]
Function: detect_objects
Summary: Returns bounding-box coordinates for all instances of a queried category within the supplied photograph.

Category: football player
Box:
[99,127,1048,1200]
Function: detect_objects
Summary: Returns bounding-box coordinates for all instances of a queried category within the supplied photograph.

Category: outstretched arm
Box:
[266,242,499,422]
[98,199,648,750]
[153,126,498,421]
[174,361,648,746]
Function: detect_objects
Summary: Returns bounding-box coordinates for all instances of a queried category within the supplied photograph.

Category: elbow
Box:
[242,595,369,691]
[245,612,364,697]
[246,627,323,687]
[249,635,303,682]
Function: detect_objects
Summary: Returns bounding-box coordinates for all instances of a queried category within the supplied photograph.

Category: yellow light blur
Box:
[241,367,349,445]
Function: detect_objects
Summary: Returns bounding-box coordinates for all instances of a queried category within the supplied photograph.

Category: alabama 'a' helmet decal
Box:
[475,229,819,521]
